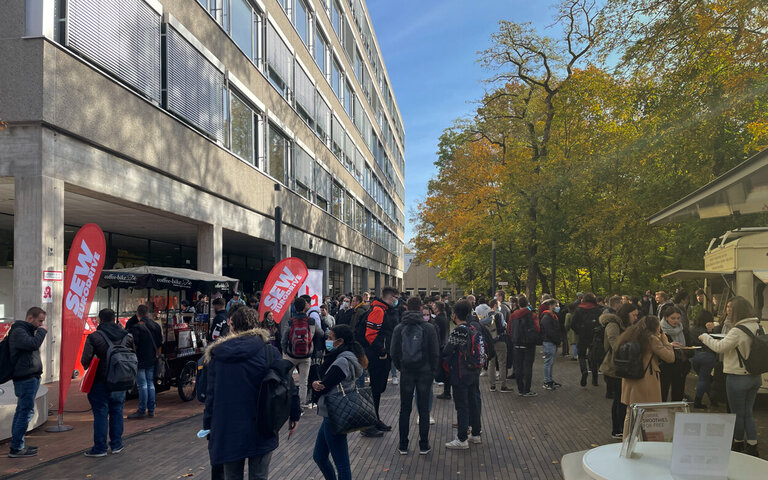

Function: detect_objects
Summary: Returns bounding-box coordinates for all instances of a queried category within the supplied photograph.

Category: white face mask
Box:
[430,313,436,318]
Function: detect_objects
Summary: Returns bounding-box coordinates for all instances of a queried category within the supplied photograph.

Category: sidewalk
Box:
[0,377,203,477]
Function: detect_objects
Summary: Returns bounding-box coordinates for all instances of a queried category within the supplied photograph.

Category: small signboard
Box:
[670,413,735,479]
[43,270,63,281]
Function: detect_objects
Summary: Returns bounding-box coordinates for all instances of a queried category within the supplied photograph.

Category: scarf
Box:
[660,319,686,346]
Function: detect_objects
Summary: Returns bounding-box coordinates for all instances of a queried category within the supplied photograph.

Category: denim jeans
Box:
[542,342,557,384]
[313,417,351,480]
[398,370,433,449]
[136,365,156,413]
[452,376,481,442]
[390,361,398,379]
[513,345,536,394]
[725,374,761,441]
[11,377,41,450]
[690,351,716,400]
[222,452,272,480]
[87,381,127,453]
[489,341,508,388]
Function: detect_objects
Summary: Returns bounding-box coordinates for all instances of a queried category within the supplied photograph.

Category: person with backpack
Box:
[508,295,539,397]
[599,303,637,439]
[5,307,47,458]
[281,296,317,407]
[204,306,301,479]
[570,292,604,387]
[81,308,136,457]
[616,315,675,437]
[481,300,510,393]
[356,286,398,437]
[443,300,484,449]
[390,296,439,455]
[311,324,367,480]
[540,298,562,391]
[698,296,764,457]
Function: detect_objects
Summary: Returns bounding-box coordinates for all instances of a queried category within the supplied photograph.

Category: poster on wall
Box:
[298,269,323,307]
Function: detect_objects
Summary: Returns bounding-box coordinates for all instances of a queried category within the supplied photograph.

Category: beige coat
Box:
[699,318,760,375]
[599,313,625,378]
[620,334,675,406]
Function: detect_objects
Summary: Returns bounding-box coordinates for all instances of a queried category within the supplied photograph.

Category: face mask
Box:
[325,340,337,352]
[554,306,560,313]
[423,315,430,322]
[393,299,399,307]
[431,313,436,318]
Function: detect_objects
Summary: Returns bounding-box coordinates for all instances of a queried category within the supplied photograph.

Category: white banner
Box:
[298,269,323,307]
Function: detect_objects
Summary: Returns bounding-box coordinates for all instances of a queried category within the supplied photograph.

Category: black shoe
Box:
[361,427,384,438]
[580,372,588,387]
[732,440,744,453]
[693,399,707,409]
[592,377,599,387]
[375,421,392,432]
[8,448,37,458]
[436,393,452,400]
[743,443,759,457]
[419,445,432,455]
[507,374,516,380]
[552,381,562,388]
[83,448,108,458]
[127,410,146,419]
[147,411,155,418]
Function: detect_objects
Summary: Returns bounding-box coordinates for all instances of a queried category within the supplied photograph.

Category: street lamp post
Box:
[274,183,282,263]
[491,237,496,297]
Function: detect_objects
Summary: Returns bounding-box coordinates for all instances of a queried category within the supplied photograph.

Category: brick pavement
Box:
[2,352,766,480]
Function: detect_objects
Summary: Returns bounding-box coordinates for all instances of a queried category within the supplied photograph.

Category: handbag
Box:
[324,383,378,435]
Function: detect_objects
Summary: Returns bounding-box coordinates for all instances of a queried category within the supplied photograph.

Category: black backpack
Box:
[257,345,297,438]
[400,323,424,367]
[614,341,651,379]
[355,305,382,347]
[592,323,606,362]
[97,331,139,392]
[0,326,16,384]
[735,324,768,375]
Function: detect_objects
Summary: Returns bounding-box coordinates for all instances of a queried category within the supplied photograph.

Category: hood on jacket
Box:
[204,328,270,363]
[599,312,622,327]
[337,350,364,380]
[577,302,599,311]
[510,308,532,320]
[371,299,390,311]
[97,322,129,342]
[401,311,425,325]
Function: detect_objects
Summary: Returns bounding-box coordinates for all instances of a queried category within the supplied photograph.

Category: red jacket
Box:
[365,299,389,351]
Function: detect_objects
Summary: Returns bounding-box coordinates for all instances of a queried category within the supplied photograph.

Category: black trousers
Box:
[513,344,536,394]
[398,370,433,449]
[452,377,481,442]
[578,342,600,383]
[367,355,391,418]
[660,362,689,402]
[605,376,626,436]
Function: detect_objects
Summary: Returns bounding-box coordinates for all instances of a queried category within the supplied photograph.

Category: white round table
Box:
[582,442,768,480]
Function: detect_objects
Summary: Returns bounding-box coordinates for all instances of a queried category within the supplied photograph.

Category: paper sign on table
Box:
[670,412,736,480]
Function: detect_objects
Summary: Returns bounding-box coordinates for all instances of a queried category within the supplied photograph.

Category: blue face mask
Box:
[554,306,561,313]
[393,299,399,307]
[325,340,336,352]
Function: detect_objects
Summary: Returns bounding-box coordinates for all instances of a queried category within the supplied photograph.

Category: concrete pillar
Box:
[343,262,352,295]
[321,256,330,298]
[283,244,292,259]
[361,268,369,294]
[197,223,222,275]
[374,271,381,297]
[14,175,64,383]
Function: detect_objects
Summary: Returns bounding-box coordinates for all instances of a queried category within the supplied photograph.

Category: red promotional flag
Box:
[59,224,106,414]
[258,257,309,324]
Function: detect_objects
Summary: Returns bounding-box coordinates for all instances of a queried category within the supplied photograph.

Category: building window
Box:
[294,61,315,127]
[315,92,331,142]
[332,182,344,219]
[356,201,364,232]
[230,92,255,165]
[267,23,293,97]
[331,58,342,99]
[331,116,344,158]
[292,146,314,201]
[343,81,353,118]
[231,0,254,59]
[314,27,327,75]
[344,192,354,225]
[294,0,310,46]
[331,0,342,37]
[268,124,289,184]
[314,162,330,211]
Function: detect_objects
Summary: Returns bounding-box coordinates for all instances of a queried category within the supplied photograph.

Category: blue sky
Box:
[366,0,555,243]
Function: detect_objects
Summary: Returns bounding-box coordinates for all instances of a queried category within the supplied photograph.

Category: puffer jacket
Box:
[599,313,626,378]
[699,318,762,375]
[9,321,47,381]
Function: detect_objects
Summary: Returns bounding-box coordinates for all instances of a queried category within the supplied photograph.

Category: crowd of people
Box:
[4,284,763,477]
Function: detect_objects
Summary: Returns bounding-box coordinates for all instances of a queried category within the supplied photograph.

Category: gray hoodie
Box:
[317,350,363,418]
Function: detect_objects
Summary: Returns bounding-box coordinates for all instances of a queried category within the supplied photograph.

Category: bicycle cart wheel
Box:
[178,360,197,402]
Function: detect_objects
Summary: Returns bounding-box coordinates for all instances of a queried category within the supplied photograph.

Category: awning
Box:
[648,147,768,225]
[661,270,733,280]
[755,271,768,284]
[99,266,239,293]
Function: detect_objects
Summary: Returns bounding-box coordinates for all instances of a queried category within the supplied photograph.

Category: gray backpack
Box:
[400,323,424,368]
[97,331,138,392]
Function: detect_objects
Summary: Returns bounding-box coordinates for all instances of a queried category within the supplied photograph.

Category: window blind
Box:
[267,23,292,88]
[294,61,315,118]
[314,162,331,201]
[67,0,161,102]
[293,146,313,188]
[316,93,331,136]
[332,116,344,150]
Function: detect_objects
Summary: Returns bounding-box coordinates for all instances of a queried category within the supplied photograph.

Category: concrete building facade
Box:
[403,249,461,300]
[0,0,405,382]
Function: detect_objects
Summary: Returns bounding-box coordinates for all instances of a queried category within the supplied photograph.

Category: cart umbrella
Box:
[99,266,239,294]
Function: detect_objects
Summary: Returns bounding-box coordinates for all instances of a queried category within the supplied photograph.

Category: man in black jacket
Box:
[7,307,47,458]
[570,292,604,387]
[390,296,439,455]
[81,308,135,457]
[127,305,160,419]
[208,298,229,342]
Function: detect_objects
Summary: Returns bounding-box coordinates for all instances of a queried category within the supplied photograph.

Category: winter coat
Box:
[620,334,675,406]
[443,323,477,386]
[571,303,603,347]
[8,321,47,381]
[540,311,561,345]
[699,318,761,375]
[508,307,538,346]
[599,313,626,378]
[203,329,300,465]
[128,322,158,369]
[390,311,440,374]
[316,349,364,418]
[564,311,578,345]
[433,312,450,348]
[81,322,135,383]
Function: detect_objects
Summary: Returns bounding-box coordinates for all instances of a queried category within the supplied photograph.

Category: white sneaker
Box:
[429,416,436,425]
[445,438,469,450]
[393,377,399,385]
[468,435,482,444]
[479,371,487,377]
[495,372,500,380]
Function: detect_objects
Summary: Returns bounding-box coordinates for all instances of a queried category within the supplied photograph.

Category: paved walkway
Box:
[2,353,766,479]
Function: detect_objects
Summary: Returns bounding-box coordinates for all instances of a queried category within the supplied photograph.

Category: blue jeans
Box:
[390,361,398,379]
[313,417,351,480]
[87,382,127,453]
[690,351,716,400]
[136,366,156,413]
[542,342,557,384]
[725,374,761,442]
[11,377,41,450]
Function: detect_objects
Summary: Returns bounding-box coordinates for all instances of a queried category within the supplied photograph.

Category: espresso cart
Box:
[98,266,240,401]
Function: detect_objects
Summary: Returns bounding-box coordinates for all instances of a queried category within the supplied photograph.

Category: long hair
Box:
[730,296,756,322]
[617,315,660,352]
[331,324,368,369]
[616,303,638,329]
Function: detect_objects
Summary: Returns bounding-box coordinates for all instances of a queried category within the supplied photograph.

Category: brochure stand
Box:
[620,402,689,458]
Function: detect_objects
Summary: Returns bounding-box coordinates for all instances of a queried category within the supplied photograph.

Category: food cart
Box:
[98,266,239,401]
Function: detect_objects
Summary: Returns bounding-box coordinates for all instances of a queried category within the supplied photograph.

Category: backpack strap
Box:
[733,324,756,369]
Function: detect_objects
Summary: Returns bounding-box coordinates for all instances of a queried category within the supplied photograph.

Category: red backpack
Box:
[288,317,312,358]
